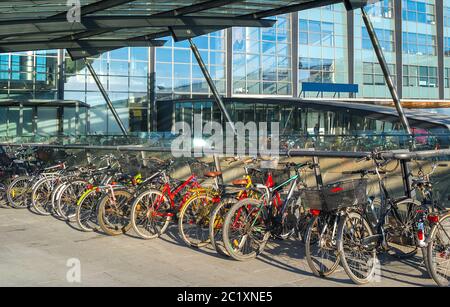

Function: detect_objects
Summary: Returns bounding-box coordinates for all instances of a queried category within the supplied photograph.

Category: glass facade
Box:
[64,47,150,134]
[402,0,439,98]
[355,0,396,98]
[156,32,226,99]
[298,5,348,96]
[232,15,292,95]
[444,0,450,98]
[0,50,58,100]
[1,4,450,136]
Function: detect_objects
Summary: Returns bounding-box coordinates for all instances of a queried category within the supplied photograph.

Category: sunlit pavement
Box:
[0,208,436,287]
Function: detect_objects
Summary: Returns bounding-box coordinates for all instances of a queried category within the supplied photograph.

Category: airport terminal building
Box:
[1,0,450,136]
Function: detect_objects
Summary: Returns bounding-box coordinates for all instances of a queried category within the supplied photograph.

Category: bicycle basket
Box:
[323,179,368,211]
[301,188,326,211]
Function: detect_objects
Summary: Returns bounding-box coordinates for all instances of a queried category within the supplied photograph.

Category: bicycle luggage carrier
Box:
[302,179,368,212]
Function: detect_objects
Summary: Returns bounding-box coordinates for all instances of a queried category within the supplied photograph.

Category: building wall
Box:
[444,0,450,98]
[298,4,349,97]
[2,3,450,135]
[354,0,396,98]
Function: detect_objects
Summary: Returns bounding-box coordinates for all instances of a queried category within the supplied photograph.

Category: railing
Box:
[1,131,449,152]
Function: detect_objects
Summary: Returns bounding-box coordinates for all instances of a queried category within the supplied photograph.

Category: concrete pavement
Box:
[0,208,436,287]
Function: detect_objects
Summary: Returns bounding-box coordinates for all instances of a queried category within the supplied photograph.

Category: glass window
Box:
[233,15,292,95]
[402,0,435,24]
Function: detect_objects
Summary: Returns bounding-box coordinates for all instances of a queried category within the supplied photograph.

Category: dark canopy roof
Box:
[0,0,371,59]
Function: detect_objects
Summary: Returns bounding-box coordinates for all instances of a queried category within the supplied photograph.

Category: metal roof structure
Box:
[0,99,90,108]
[0,0,360,59]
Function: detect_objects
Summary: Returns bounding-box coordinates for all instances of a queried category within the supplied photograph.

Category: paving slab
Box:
[0,208,437,287]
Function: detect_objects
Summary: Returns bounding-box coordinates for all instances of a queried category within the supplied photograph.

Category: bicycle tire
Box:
[130,189,171,240]
[97,189,133,236]
[209,197,238,257]
[178,192,215,248]
[427,212,450,287]
[222,198,270,261]
[57,180,87,221]
[75,189,100,232]
[385,199,421,259]
[31,176,56,216]
[304,214,341,277]
[0,182,8,208]
[7,176,32,209]
[337,211,377,285]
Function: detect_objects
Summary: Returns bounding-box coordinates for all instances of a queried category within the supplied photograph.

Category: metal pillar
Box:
[312,156,323,188]
[361,7,411,136]
[400,159,414,199]
[84,58,128,136]
[188,38,236,134]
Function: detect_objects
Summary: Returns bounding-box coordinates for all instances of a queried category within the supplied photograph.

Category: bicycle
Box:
[337,151,434,284]
[130,159,217,240]
[221,162,313,261]
[208,157,264,256]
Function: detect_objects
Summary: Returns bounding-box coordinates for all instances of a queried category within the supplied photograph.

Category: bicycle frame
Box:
[150,174,208,218]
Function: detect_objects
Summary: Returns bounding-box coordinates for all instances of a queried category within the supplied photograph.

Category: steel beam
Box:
[189,38,236,134]
[0,39,166,53]
[170,26,229,41]
[0,16,277,37]
[83,59,128,136]
[50,0,136,19]
[244,0,342,19]
[155,0,243,17]
[360,7,412,137]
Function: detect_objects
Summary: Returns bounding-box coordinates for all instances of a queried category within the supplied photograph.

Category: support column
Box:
[292,12,299,98]
[57,50,65,100]
[32,106,37,136]
[361,7,412,136]
[226,28,233,98]
[84,58,128,136]
[394,0,403,98]
[436,0,445,99]
[57,106,64,136]
[149,47,157,132]
[347,10,355,97]
[18,104,23,137]
[189,38,236,134]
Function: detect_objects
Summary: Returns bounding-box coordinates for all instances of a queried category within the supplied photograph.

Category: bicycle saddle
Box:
[204,171,222,178]
[232,178,248,186]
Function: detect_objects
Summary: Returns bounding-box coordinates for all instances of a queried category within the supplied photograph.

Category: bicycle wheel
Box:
[222,198,270,261]
[31,177,56,216]
[427,212,450,287]
[57,180,87,221]
[130,189,171,239]
[277,197,302,240]
[178,192,215,248]
[51,182,67,218]
[304,214,340,277]
[0,182,8,208]
[75,190,100,232]
[97,189,133,236]
[209,197,238,256]
[385,199,421,259]
[337,211,377,285]
[7,176,32,209]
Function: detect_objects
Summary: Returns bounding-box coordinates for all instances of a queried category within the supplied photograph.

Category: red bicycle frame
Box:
[151,174,203,218]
